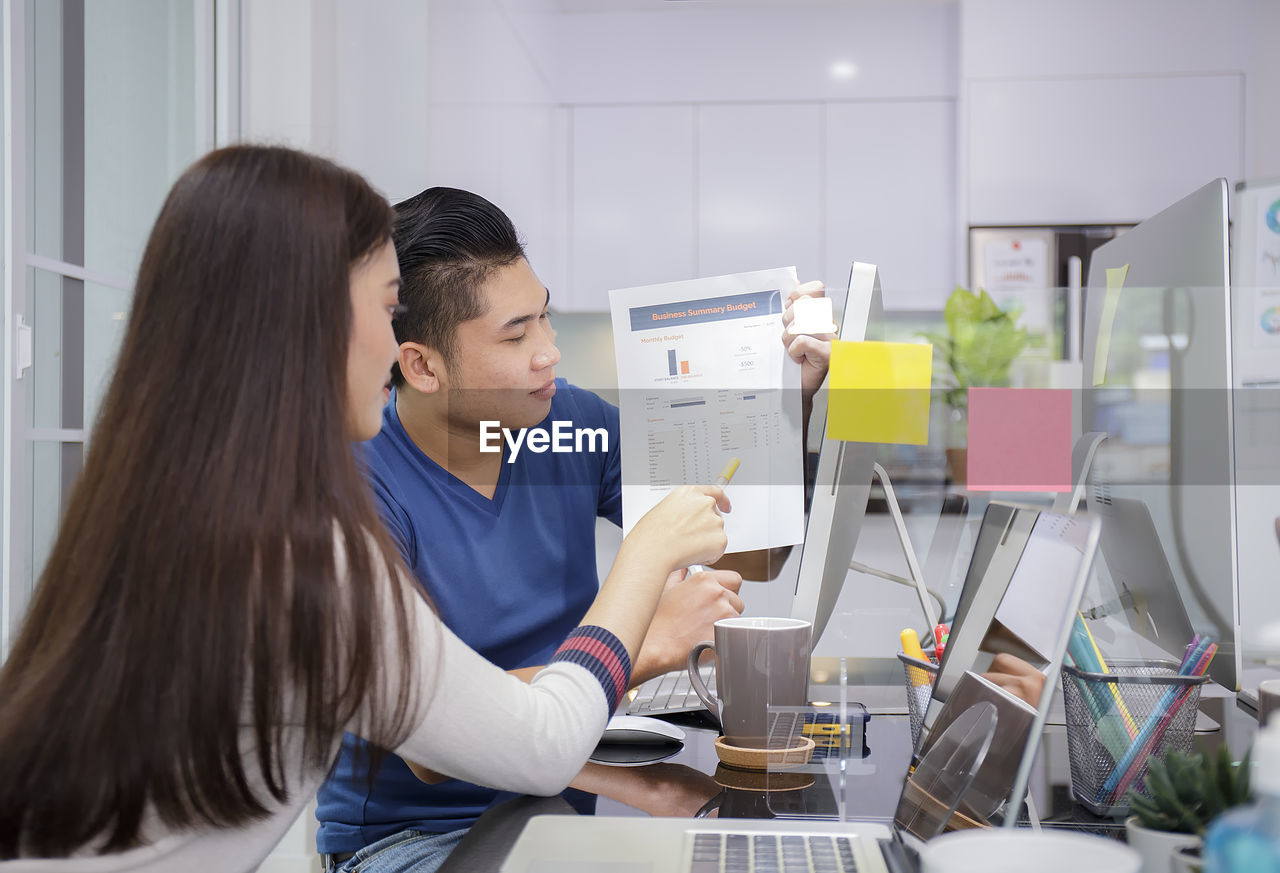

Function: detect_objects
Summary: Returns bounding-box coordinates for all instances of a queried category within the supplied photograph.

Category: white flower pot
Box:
[1171,845,1204,873]
[1125,816,1203,873]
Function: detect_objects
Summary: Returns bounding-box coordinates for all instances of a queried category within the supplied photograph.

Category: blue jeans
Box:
[331,828,469,873]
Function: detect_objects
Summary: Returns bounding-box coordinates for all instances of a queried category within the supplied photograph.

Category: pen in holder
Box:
[897,651,939,750]
[1060,659,1208,815]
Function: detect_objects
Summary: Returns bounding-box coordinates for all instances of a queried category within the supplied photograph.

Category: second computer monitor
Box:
[789,261,884,644]
[1080,177,1241,690]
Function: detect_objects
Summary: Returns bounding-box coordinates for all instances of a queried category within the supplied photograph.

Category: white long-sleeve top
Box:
[1,557,625,873]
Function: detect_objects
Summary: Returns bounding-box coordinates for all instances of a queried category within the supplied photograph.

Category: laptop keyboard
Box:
[774,710,859,761]
[767,710,807,749]
[627,681,861,761]
[688,832,860,872]
[627,666,715,715]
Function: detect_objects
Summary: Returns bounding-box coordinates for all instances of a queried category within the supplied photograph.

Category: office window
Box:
[4,0,216,651]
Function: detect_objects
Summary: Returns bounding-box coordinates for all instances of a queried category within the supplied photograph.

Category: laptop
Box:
[500,504,1102,873]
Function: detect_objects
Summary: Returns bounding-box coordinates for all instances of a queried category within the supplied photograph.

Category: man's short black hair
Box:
[389,187,526,385]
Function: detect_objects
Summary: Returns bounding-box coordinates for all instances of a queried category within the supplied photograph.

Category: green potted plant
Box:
[1126,746,1252,873]
[919,286,1028,483]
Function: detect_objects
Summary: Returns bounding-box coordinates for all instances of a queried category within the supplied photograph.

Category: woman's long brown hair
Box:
[0,146,414,856]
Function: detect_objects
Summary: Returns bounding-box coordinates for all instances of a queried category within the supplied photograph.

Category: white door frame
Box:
[3,0,31,654]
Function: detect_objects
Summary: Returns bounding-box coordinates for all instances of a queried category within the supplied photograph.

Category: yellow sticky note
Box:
[1092,264,1129,386]
[827,340,932,445]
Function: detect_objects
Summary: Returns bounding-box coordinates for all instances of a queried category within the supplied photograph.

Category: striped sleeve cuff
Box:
[550,625,633,716]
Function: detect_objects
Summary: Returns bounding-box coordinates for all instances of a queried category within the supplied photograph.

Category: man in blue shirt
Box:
[316,187,832,873]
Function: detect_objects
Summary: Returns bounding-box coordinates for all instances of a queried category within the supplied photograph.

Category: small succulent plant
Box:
[1128,745,1252,836]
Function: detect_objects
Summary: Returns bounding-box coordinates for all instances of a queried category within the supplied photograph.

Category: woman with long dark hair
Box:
[0,145,728,871]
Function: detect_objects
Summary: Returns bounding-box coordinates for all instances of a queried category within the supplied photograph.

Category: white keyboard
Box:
[627,666,716,715]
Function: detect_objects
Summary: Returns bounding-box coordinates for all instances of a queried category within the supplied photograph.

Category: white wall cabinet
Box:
[967,75,1244,225]
[425,104,566,296]
[826,101,957,309]
[697,104,825,285]
[566,99,958,311]
[427,0,960,311]
[246,0,1279,310]
[569,106,697,306]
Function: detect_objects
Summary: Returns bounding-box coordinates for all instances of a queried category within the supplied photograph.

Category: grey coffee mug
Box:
[687,616,813,748]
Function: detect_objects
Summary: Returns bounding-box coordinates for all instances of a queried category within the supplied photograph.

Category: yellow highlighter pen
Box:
[715,458,740,487]
[689,460,738,564]
[1082,615,1140,737]
[900,628,933,716]
[900,628,928,669]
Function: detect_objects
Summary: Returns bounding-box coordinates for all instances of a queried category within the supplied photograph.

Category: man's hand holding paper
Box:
[781,280,836,401]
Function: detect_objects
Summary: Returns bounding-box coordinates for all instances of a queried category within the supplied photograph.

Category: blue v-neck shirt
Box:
[316,380,622,851]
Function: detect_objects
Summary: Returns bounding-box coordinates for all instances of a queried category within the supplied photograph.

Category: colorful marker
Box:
[933,623,950,660]
[900,628,932,684]
[900,627,933,715]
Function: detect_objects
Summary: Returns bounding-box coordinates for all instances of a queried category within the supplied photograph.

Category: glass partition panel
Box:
[15,0,204,612]
[27,0,200,279]
[23,439,75,603]
[83,0,198,279]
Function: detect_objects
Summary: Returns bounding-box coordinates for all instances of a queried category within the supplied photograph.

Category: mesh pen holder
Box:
[1060,659,1208,816]
[898,652,939,750]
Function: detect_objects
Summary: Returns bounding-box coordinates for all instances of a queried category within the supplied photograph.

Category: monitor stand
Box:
[1050,431,1108,516]
[847,463,939,632]
[1058,433,1255,717]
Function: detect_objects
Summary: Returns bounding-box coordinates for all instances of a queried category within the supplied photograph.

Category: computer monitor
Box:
[789,262,884,644]
[1228,179,1280,687]
[920,502,1102,827]
[1080,178,1241,690]
[934,502,1017,645]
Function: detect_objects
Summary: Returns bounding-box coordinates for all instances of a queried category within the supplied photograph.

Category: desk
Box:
[438,682,1260,873]
[590,710,915,823]
[436,710,909,873]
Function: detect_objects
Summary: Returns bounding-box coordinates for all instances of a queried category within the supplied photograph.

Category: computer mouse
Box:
[599,714,686,746]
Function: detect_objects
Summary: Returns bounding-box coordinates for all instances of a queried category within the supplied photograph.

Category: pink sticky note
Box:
[966,388,1072,492]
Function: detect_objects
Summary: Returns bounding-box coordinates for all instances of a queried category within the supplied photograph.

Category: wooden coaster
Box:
[713,735,815,771]
[713,764,815,792]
